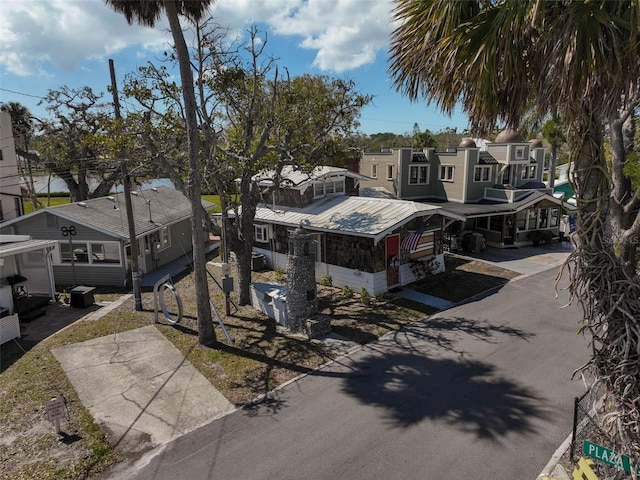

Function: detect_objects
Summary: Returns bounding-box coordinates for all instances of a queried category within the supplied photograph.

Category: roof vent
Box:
[107,196,116,201]
[131,191,138,196]
[78,202,87,207]
[152,187,158,192]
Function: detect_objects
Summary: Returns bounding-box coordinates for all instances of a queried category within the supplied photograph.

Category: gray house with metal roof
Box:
[0,186,214,287]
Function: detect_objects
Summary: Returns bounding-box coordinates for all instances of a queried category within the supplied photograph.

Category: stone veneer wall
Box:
[325,234,386,273]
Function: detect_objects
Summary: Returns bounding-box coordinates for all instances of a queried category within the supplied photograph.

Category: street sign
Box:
[583,440,640,474]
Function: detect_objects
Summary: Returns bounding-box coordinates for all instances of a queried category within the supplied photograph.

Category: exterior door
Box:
[503,215,516,245]
[386,234,400,288]
[501,165,511,185]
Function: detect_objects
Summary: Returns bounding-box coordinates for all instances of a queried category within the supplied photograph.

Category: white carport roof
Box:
[0,238,57,258]
[255,195,460,245]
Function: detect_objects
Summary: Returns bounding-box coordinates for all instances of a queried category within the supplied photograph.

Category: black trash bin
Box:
[70,286,96,308]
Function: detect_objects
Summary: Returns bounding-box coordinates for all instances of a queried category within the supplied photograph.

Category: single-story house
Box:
[251,194,461,295]
[0,186,215,287]
[1,235,57,341]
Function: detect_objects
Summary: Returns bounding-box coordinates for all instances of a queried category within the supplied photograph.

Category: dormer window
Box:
[314,179,345,198]
[371,164,378,178]
[515,146,526,159]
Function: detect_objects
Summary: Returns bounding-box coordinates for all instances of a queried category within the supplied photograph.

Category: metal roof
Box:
[254,195,448,244]
[1,186,215,241]
[0,238,57,258]
[253,165,371,188]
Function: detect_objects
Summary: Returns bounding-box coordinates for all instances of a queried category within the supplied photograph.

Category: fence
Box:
[571,384,637,480]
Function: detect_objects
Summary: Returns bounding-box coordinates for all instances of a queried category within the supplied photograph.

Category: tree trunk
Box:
[164,0,215,345]
[569,112,640,457]
[548,146,557,189]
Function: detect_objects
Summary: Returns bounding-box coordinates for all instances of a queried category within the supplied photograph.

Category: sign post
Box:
[45,397,66,434]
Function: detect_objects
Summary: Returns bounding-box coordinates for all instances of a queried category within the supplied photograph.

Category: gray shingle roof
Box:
[47,186,214,240]
[478,151,498,164]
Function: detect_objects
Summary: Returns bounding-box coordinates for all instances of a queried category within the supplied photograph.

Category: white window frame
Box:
[254,224,269,243]
[521,165,537,180]
[371,164,378,179]
[386,164,394,180]
[313,179,345,199]
[409,165,430,185]
[473,166,492,183]
[439,165,454,182]
[515,146,526,159]
[55,241,122,266]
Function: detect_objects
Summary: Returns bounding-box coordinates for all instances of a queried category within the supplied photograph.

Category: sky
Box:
[0,0,471,136]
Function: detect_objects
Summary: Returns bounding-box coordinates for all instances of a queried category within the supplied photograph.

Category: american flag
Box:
[401,227,426,252]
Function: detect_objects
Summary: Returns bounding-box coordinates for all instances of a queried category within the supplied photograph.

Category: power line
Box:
[0,87,46,100]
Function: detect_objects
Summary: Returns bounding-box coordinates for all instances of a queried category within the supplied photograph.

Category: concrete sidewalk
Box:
[52,325,235,455]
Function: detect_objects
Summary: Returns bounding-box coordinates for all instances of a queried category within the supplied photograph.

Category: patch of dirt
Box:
[409,255,520,303]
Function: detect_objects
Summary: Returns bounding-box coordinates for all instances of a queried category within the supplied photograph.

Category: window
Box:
[516,210,527,231]
[409,165,429,184]
[58,241,122,265]
[386,164,394,180]
[0,149,3,161]
[159,227,170,250]
[439,165,454,181]
[371,164,377,179]
[473,166,491,182]
[521,165,537,180]
[255,225,269,243]
[515,146,526,159]
[90,243,121,263]
[549,208,559,228]
[538,208,549,228]
[314,179,345,198]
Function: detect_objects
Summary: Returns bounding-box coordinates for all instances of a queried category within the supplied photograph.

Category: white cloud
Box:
[0,0,170,76]
[1,0,396,77]
[212,0,396,73]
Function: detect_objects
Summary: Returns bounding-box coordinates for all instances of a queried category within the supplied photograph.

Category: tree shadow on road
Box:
[342,352,548,440]
[390,315,535,356]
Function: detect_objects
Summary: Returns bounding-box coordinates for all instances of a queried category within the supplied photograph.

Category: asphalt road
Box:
[121,267,590,480]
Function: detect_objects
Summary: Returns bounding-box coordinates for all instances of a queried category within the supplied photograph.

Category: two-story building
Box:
[240,165,462,294]
[360,130,563,249]
[0,111,24,222]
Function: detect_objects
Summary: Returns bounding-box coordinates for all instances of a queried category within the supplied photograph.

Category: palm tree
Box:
[105,0,216,345]
[390,0,640,457]
[541,112,566,189]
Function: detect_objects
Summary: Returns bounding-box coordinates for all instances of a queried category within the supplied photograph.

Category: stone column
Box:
[285,226,318,332]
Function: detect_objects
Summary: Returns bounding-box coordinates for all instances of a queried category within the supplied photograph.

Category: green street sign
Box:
[583,440,640,474]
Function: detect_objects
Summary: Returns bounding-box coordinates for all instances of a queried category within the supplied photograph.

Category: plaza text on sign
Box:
[583,440,640,474]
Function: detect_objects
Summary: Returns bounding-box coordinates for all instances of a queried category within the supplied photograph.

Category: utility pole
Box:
[109,59,142,311]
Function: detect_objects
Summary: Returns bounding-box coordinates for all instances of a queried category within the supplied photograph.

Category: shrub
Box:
[274,267,286,282]
[320,274,333,287]
[360,287,371,306]
[342,285,353,298]
[375,292,385,303]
